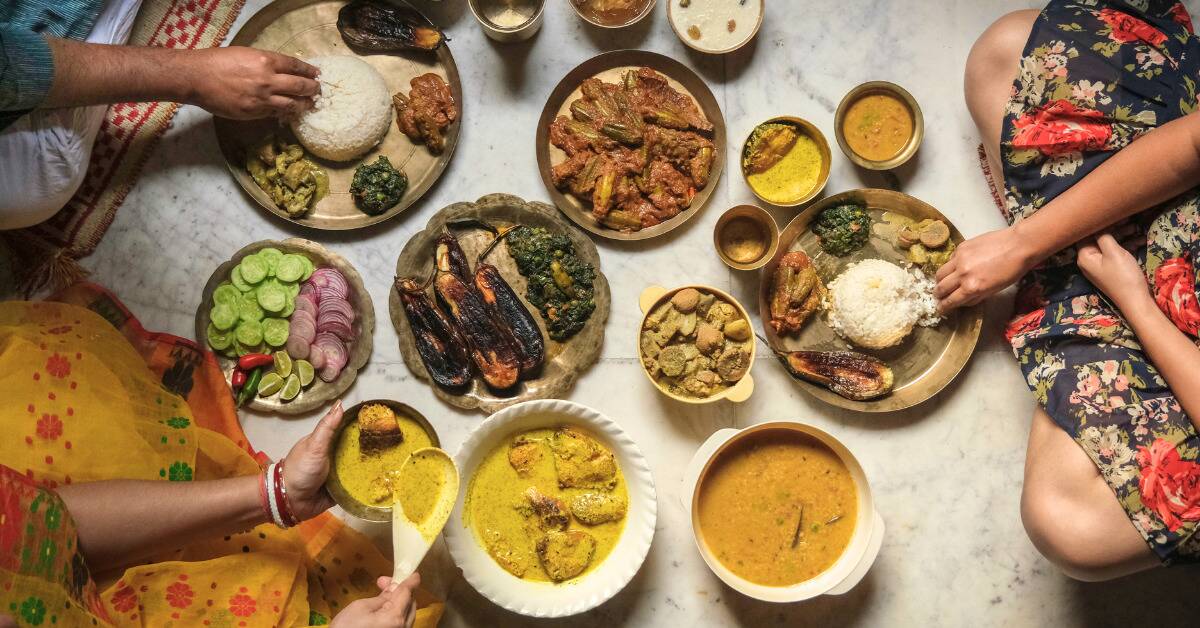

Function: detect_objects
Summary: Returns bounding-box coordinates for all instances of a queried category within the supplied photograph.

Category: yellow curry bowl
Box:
[834,81,925,171]
[636,284,755,404]
[325,399,442,523]
[740,116,832,208]
[683,422,885,603]
[713,204,780,271]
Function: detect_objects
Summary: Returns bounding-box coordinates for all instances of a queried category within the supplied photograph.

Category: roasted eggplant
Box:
[395,277,472,389]
[772,348,894,401]
[476,263,545,374]
[436,232,473,284]
[337,0,445,52]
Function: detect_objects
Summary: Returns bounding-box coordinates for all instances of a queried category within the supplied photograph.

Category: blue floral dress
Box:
[1002,0,1200,562]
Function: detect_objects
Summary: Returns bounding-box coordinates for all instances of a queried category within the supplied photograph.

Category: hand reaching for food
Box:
[281,400,345,521]
[1076,233,1151,310]
[330,574,421,628]
[935,225,1035,312]
[189,47,321,119]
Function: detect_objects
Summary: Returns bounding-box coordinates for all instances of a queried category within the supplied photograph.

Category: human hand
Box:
[1076,233,1150,310]
[281,401,344,522]
[935,225,1037,312]
[330,574,421,628]
[187,46,320,119]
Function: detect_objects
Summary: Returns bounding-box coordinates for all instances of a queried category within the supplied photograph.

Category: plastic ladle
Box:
[390,447,460,580]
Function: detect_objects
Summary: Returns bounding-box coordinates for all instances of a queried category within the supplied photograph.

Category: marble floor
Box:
[73,0,1200,625]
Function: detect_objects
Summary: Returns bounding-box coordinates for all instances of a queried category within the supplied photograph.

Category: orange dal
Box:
[697,430,857,586]
[842,93,913,162]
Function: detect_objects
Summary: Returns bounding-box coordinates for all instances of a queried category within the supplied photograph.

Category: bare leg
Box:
[964,9,1039,180]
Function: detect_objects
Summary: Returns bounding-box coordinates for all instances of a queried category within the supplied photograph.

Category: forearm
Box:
[1014,113,1200,262]
[1120,295,1200,431]
[41,37,197,108]
[56,475,267,572]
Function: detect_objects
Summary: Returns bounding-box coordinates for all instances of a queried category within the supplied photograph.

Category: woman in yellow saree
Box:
[0,283,444,627]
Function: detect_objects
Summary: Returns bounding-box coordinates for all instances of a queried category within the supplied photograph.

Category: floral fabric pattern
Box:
[1002,0,1200,562]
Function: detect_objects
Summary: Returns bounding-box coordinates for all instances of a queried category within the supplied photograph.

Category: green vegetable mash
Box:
[812,203,871,257]
[246,136,329,217]
[505,226,596,341]
[350,156,408,215]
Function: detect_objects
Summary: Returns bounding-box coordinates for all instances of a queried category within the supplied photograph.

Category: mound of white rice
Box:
[825,259,940,350]
[290,55,391,162]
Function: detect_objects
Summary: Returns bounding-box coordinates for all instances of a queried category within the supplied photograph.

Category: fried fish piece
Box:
[508,436,545,477]
[550,426,617,490]
[570,492,628,525]
[523,487,570,531]
[357,403,403,453]
[536,529,597,582]
[483,528,535,578]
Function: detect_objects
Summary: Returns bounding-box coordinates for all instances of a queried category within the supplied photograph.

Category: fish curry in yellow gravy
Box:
[333,403,437,521]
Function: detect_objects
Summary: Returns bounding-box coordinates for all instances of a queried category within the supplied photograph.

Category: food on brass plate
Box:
[290,56,392,162]
[475,262,545,373]
[811,203,872,257]
[842,92,914,162]
[698,429,856,586]
[465,426,628,582]
[350,156,408,215]
[393,73,457,155]
[549,67,716,232]
[337,0,445,52]
[640,288,752,399]
[333,404,434,511]
[743,122,824,204]
[768,346,894,401]
[716,215,769,265]
[672,0,762,52]
[572,0,651,25]
[876,212,956,273]
[505,226,597,340]
[825,259,940,350]
[395,277,473,389]
[245,136,329,218]
[768,251,825,336]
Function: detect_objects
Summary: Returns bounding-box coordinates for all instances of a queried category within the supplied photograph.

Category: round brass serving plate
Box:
[390,193,611,414]
[326,399,440,522]
[535,50,726,241]
[195,238,375,414]
[757,189,982,412]
[213,0,462,230]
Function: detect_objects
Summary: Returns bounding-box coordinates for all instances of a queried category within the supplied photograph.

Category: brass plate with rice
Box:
[535,50,726,241]
[757,189,982,412]
[195,238,375,414]
[213,0,462,230]
[390,194,611,414]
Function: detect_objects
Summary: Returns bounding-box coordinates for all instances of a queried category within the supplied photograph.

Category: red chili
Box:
[231,369,247,389]
[238,353,274,370]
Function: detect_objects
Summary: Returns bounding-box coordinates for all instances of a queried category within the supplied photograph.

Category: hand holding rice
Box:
[825,259,940,350]
[290,55,392,161]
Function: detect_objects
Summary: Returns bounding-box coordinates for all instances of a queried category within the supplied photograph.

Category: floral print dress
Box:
[1001,0,1200,562]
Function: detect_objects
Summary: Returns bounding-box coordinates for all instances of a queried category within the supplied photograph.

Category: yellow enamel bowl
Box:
[683,422,885,602]
[740,116,832,208]
[834,81,925,170]
[636,284,756,404]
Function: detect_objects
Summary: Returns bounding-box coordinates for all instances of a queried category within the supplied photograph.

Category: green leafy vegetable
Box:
[811,203,871,257]
[505,226,597,341]
[350,156,408,215]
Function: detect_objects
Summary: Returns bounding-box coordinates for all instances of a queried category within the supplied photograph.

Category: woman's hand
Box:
[282,401,344,522]
[187,47,320,119]
[1076,233,1151,310]
[331,574,421,628]
[935,224,1038,312]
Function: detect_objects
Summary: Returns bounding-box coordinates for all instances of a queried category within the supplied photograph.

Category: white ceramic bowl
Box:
[444,399,658,617]
[683,422,884,602]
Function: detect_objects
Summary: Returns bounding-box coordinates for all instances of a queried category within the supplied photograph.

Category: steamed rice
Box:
[290,55,391,162]
[825,259,940,350]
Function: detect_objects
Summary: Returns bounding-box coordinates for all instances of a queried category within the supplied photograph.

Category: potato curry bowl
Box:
[444,399,657,618]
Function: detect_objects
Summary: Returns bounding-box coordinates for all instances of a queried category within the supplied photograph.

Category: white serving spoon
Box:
[390,447,460,580]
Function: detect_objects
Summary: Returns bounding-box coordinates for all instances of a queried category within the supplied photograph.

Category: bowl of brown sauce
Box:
[835,81,924,170]
[713,204,779,271]
[570,0,656,28]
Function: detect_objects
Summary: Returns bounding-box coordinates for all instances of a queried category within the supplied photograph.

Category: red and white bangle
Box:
[262,462,286,528]
[274,460,299,527]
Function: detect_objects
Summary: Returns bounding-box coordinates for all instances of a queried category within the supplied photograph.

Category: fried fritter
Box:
[536,529,597,582]
[570,492,628,525]
[550,426,617,490]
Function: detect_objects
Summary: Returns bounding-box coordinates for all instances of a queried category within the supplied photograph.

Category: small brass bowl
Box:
[326,399,441,522]
[740,116,832,208]
[468,0,544,42]
[713,204,779,271]
[834,81,924,171]
[570,0,656,28]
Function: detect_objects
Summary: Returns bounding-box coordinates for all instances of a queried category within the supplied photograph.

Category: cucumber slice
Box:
[231,266,253,292]
[258,248,284,276]
[262,317,290,347]
[238,293,264,322]
[214,284,240,306]
[300,256,314,281]
[239,254,268,284]
[206,322,233,350]
[257,283,287,313]
[276,254,306,282]
[235,320,263,347]
[285,282,300,299]
[210,303,238,331]
[280,297,295,318]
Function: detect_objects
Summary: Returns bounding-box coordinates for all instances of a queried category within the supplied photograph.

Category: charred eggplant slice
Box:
[436,232,473,284]
[434,240,521,390]
[476,263,545,374]
[776,349,894,401]
[337,0,445,52]
[395,277,472,388]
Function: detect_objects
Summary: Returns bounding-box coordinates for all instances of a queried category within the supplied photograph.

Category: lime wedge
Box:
[296,360,314,387]
[273,351,293,379]
[258,372,284,397]
[280,374,302,401]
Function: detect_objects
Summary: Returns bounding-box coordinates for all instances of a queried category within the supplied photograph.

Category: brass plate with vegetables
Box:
[757,189,981,412]
[213,0,461,231]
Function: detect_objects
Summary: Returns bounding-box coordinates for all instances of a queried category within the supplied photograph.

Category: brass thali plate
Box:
[535,50,726,241]
[390,193,611,414]
[213,0,462,230]
[195,238,375,414]
[757,189,982,412]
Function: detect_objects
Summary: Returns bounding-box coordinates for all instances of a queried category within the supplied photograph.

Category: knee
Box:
[965,10,1039,102]
[1020,483,1126,582]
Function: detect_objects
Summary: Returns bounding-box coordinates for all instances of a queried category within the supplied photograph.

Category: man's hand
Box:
[187,46,320,119]
[330,574,421,628]
[935,224,1036,312]
[282,400,344,522]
